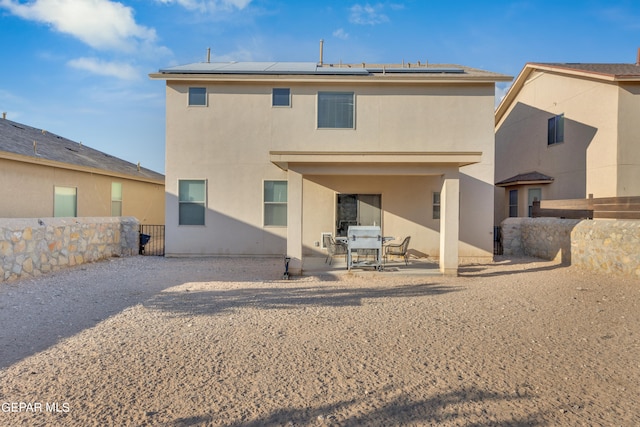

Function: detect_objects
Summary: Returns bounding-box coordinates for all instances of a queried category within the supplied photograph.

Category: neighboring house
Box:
[494,61,640,224]
[150,61,511,275]
[0,117,165,224]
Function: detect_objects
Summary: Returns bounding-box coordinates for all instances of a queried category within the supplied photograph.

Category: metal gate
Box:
[493,225,503,255]
[139,225,165,256]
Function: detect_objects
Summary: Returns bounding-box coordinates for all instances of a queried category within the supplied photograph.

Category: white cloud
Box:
[349,3,389,25]
[67,57,140,80]
[154,0,251,13]
[0,0,157,51]
[333,28,349,40]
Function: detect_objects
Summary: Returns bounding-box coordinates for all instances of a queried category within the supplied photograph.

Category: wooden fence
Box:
[532,196,640,220]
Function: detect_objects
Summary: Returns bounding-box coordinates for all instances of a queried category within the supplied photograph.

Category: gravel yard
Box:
[0,256,638,426]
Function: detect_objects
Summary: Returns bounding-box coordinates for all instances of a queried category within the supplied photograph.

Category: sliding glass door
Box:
[336,194,381,236]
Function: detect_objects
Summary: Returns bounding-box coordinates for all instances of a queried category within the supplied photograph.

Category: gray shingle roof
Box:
[0,118,164,182]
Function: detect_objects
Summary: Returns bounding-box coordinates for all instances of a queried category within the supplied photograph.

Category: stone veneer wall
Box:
[501,217,640,278]
[0,217,139,282]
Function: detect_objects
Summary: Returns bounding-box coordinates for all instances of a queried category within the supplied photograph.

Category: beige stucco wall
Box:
[165,80,497,260]
[0,158,165,224]
[617,83,640,195]
[495,70,623,224]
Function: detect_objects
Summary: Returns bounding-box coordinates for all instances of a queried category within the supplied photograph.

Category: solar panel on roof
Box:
[158,62,467,76]
[367,67,465,74]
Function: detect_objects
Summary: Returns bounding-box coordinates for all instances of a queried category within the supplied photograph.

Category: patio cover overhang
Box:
[270,151,482,174]
[269,151,483,276]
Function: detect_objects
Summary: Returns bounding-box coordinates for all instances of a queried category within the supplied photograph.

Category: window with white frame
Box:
[178,180,206,225]
[548,114,564,145]
[318,92,354,129]
[54,186,77,217]
[188,87,207,106]
[111,182,122,216]
[264,181,287,226]
[272,88,291,107]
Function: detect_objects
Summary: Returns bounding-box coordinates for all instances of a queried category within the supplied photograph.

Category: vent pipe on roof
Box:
[207,47,211,63]
[319,39,324,66]
[636,47,640,66]
[2,112,5,119]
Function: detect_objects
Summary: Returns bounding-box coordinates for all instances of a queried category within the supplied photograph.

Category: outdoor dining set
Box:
[324,225,411,271]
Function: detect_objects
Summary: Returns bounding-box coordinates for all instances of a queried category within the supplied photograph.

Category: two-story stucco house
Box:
[151,61,511,275]
[495,61,640,223]
[0,116,165,224]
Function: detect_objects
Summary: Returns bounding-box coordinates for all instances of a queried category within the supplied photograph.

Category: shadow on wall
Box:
[495,102,598,201]
[459,172,500,254]
[165,171,499,260]
[165,193,287,256]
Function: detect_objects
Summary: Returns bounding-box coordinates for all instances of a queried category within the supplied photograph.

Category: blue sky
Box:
[1,0,639,174]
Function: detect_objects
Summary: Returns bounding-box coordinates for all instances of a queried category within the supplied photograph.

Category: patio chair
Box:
[324,234,348,265]
[384,236,411,265]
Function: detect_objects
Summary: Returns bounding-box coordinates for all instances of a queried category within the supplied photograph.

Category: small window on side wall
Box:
[433,192,441,220]
[111,182,122,216]
[264,181,287,226]
[178,180,206,225]
[509,189,518,217]
[188,87,207,106]
[272,88,290,107]
[548,114,564,145]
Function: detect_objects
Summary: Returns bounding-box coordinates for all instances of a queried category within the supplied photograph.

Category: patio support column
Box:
[439,172,459,276]
[286,169,303,275]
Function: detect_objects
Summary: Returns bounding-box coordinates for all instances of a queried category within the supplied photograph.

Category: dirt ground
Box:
[0,256,638,426]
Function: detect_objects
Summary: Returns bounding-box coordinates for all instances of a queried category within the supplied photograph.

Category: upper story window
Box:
[548,114,564,145]
[318,92,354,129]
[188,87,207,106]
[272,88,291,107]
